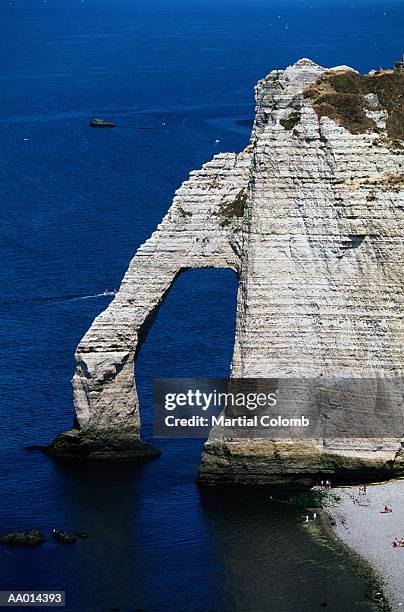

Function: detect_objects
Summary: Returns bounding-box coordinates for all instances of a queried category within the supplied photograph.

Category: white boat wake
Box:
[67,290,117,302]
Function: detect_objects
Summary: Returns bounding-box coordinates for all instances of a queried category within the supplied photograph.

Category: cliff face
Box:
[200,59,404,484]
[50,150,252,459]
[49,59,404,481]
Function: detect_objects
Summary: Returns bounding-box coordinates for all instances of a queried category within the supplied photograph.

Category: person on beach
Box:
[313,512,317,522]
[381,505,392,513]
[391,538,404,547]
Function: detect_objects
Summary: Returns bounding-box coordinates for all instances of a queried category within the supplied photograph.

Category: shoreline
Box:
[319,509,391,611]
[320,481,404,611]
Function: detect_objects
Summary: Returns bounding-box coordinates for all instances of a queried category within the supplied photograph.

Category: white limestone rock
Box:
[50,59,404,478]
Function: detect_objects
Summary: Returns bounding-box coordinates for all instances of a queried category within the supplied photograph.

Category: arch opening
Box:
[135,267,239,443]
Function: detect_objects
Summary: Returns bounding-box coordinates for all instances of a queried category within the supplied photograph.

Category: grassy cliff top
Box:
[304,68,404,141]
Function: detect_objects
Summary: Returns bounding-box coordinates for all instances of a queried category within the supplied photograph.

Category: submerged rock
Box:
[51,529,76,544]
[89,118,116,128]
[1,529,45,546]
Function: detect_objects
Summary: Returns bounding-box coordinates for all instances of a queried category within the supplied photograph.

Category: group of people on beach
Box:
[358,484,367,495]
[305,513,317,523]
[319,480,332,489]
[392,538,404,548]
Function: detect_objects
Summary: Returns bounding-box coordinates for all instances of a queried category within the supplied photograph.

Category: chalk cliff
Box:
[49,149,252,459]
[49,59,404,483]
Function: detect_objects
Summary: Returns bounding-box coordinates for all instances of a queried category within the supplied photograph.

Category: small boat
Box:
[89,118,116,128]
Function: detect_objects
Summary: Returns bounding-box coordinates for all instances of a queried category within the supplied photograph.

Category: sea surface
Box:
[0,1,403,610]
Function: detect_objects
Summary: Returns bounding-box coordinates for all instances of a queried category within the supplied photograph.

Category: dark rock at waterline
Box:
[51,529,76,544]
[45,427,161,462]
[89,118,116,128]
[1,529,45,546]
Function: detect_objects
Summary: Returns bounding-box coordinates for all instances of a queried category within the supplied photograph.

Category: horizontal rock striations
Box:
[50,59,403,480]
[200,59,404,484]
[48,150,252,460]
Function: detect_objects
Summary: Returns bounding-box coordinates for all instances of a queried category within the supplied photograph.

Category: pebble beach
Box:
[326,480,404,610]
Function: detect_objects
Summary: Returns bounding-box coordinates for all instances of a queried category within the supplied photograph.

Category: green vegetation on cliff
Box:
[304,69,404,140]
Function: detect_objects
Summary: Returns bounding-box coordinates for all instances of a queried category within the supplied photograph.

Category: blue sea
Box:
[0,1,403,610]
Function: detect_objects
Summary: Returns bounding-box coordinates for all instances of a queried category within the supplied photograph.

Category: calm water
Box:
[0,1,402,610]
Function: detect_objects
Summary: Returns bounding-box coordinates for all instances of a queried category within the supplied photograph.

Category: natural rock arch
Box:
[49,59,404,484]
[49,150,252,459]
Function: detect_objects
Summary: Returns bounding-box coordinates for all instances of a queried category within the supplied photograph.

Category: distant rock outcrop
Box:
[1,529,45,546]
[50,59,403,483]
[51,529,76,544]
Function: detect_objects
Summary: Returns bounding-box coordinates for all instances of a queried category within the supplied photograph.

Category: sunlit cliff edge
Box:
[47,58,404,485]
